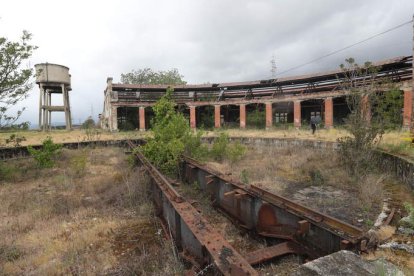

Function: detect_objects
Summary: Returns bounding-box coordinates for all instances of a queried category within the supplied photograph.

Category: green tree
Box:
[0,31,37,128]
[121,68,186,85]
[139,88,206,176]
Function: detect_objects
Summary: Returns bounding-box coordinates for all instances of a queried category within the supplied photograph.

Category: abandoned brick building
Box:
[100,56,413,131]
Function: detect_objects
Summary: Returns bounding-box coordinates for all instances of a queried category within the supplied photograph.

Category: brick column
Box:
[404,89,412,129]
[265,102,273,129]
[190,106,196,129]
[294,101,301,128]
[214,105,221,128]
[139,106,146,131]
[324,97,333,128]
[239,104,246,128]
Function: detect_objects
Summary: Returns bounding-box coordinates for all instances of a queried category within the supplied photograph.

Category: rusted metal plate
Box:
[245,242,306,266]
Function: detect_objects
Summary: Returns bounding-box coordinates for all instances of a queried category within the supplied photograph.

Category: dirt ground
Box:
[0,147,181,275]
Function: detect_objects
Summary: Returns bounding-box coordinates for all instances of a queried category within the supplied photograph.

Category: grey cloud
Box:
[0,0,413,126]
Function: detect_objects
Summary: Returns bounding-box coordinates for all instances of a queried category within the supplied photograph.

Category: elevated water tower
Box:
[35,63,72,130]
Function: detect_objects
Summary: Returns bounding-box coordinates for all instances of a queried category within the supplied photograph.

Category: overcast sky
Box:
[1,0,413,126]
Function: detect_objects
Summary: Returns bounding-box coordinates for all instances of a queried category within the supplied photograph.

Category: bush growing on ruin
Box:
[28,137,62,168]
[209,132,246,163]
[0,31,37,129]
[140,88,206,176]
[337,58,397,178]
[246,108,265,129]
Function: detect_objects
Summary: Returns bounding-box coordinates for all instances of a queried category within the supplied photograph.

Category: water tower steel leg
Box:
[45,91,48,130]
[39,85,43,130]
[48,92,52,130]
[62,85,68,128]
[43,91,47,131]
[67,90,72,129]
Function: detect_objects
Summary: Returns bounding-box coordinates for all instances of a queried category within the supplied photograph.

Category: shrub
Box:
[70,153,88,176]
[210,133,230,161]
[140,88,205,176]
[226,141,246,164]
[28,137,62,168]
[209,133,246,163]
[5,134,26,147]
[240,169,249,184]
[403,202,414,228]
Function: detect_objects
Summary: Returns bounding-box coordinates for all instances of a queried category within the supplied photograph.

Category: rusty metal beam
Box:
[181,155,367,256]
[128,142,257,275]
[245,242,306,266]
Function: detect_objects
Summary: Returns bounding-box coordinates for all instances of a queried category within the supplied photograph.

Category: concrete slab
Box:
[293,250,404,276]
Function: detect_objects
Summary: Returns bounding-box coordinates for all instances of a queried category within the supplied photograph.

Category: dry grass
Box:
[205,145,399,228]
[0,147,181,275]
[0,129,145,147]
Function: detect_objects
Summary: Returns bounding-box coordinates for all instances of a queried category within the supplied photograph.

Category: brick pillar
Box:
[214,105,221,128]
[265,102,273,129]
[139,106,146,131]
[240,104,246,128]
[190,106,196,129]
[361,95,371,122]
[404,89,412,129]
[294,101,301,128]
[324,97,333,128]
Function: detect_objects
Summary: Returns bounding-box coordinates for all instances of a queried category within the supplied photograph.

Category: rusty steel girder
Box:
[182,156,368,257]
[129,144,257,275]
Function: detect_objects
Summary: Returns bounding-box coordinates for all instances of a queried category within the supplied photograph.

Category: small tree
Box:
[140,88,206,176]
[0,31,37,128]
[337,58,396,178]
[28,137,62,168]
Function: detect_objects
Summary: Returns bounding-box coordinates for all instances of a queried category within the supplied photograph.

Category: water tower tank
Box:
[35,63,71,86]
[35,63,72,130]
